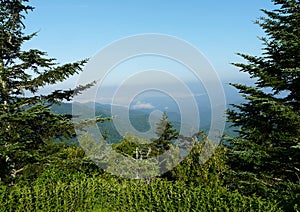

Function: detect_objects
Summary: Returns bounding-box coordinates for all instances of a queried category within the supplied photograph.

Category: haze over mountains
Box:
[51,82,242,144]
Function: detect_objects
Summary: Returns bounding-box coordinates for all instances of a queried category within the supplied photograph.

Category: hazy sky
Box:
[22,0,276,92]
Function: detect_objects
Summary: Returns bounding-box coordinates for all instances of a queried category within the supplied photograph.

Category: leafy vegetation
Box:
[0,0,299,211]
[227,0,300,182]
[224,0,300,211]
[0,163,282,212]
[0,0,107,185]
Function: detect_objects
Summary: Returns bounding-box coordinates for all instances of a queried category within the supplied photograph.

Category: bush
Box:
[0,166,282,212]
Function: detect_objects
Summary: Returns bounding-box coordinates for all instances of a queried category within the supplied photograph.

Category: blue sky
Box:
[22,0,276,92]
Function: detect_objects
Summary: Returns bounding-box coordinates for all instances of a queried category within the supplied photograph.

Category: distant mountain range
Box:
[51,83,242,144]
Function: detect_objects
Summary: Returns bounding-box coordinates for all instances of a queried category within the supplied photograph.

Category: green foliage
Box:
[224,169,300,211]
[113,132,150,159]
[0,0,104,184]
[227,0,300,183]
[1,1,298,211]
[166,135,227,187]
[110,133,160,179]
[152,112,179,155]
[108,113,180,179]
[77,133,160,180]
[224,1,300,210]
[0,166,282,212]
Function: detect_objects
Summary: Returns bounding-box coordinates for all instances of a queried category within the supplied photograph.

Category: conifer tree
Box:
[0,0,94,183]
[227,0,300,183]
[151,112,179,155]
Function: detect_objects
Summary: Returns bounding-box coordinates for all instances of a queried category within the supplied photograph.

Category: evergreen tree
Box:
[0,0,94,184]
[227,0,300,183]
[152,112,179,154]
[112,113,179,159]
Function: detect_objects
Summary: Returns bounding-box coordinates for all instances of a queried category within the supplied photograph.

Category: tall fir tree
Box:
[227,0,300,183]
[113,113,179,159]
[152,112,179,155]
[0,0,95,184]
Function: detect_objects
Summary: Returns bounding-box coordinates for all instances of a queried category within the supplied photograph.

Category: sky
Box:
[21,0,277,103]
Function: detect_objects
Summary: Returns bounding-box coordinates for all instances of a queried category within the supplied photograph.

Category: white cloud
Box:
[194,93,206,97]
[132,101,155,110]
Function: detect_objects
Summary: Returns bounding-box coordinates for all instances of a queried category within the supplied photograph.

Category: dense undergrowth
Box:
[0,139,299,211]
[0,165,282,212]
